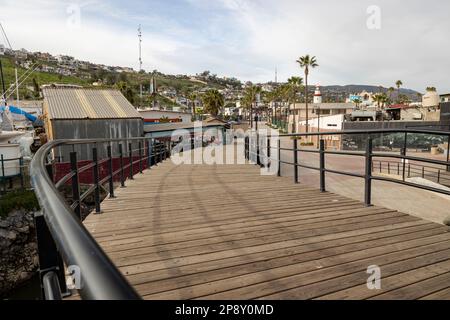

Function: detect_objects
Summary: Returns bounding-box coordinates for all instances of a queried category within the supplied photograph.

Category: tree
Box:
[244,85,262,128]
[286,76,304,133]
[116,81,135,105]
[297,55,319,132]
[353,98,362,109]
[372,93,389,109]
[189,92,198,120]
[201,89,224,117]
[388,87,395,101]
[32,77,40,98]
[396,80,403,103]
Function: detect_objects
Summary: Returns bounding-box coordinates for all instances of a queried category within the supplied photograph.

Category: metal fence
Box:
[0,154,25,193]
[245,128,450,207]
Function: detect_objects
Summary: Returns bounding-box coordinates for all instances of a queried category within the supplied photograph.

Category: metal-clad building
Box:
[43,88,143,161]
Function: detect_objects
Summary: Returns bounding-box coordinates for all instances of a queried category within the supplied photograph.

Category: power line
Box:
[0,22,13,50]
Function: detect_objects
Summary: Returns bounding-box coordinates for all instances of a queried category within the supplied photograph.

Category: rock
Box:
[0,221,10,228]
[0,209,39,296]
[0,229,17,241]
[16,226,29,234]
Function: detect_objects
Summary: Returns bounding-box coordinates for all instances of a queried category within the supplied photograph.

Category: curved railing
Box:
[245,128,450,206]
[30,136,172,300]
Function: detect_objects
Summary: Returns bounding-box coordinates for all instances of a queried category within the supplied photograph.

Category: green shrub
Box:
[0,190,40,218]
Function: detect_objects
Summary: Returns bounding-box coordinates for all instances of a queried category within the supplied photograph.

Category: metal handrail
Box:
[30,139,143,300]
[245,128,450,206]
[30,135,205,300]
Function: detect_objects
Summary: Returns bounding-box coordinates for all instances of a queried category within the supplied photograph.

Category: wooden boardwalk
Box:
[82,148,450,300]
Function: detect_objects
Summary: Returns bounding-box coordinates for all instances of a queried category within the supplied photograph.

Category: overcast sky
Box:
[0,0,449,92]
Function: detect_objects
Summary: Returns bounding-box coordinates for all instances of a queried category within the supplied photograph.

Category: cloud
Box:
[0,0,449,92]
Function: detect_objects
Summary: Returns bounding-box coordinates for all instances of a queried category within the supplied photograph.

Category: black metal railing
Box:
[245,128,450,207]
[30,136,176,300]
[372,159,450,187]
[1,154,25,192]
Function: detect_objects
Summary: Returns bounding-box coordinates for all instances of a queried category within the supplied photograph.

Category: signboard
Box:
[349,95,362,102]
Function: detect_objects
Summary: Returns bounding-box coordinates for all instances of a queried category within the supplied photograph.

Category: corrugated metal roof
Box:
[43,88,143,120]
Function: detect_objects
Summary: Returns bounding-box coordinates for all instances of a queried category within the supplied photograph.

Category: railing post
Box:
[364,137,373,207]
[422,166,425,179]
[408,163,411,178]
[138,141,143,174]
[164,141,168,161]
[70,152,82,220]
[319,139,326,192]
[119,143,125,188]
[244,136,247,160]
[267,136,271,169]
[277,139,281,177]
[1,154,5,193]
[147,139,152,169]
[20,157,25,189]
[438,169,441,184]
[256,132,261,166]
[34,212,68,300]
[107,145,115,198]
[92,147,101,214]
[447,135,450,172]
[402,133,407,181]
[129,142,134,180]
[293,138,298,184]
[159,142,163,164]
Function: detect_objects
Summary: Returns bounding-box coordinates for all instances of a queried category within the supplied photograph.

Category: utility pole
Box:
[138,25,143,105]
[15,68,19,105]
[0,59,6,106]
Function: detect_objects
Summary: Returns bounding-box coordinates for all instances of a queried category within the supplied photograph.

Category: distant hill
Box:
[322,85,421,101]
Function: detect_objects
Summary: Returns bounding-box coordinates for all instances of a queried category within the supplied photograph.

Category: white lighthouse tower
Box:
[313,85,323,104]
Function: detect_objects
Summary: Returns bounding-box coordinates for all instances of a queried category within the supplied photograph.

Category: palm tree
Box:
[287,76,304,133]
[297,55,319,132]
[372,93,389,109]
[244,85,262,129]
[240,95,252,123]
[201,89,224,117]
[279,84,291,133]
[263,91,276,126]
[388,87,395,101]
[353,98,362,109]
[189,92,198,120]
[396,80,403,103]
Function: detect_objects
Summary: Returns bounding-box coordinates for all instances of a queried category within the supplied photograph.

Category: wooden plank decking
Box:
[83,148,450,300]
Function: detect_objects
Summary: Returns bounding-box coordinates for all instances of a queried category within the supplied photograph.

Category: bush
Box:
[0,190,40,218]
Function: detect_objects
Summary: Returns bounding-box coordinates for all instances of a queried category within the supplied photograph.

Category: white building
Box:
[422,89,440,108]
[313,85,323,104]
[0,44,5,55]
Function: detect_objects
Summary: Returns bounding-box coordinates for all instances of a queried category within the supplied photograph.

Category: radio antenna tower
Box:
[138,25,143,103]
